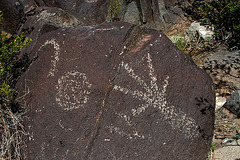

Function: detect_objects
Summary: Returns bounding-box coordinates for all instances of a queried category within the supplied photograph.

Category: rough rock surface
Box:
[0,0,109,33]
[41,0,110,26]
[123,0,190,32]
[16,7,80,63]
[203,50,240,96]
[223,90,240,117]
[1,0,192,34]
[185,21,214,42]
[0,0,24,33]
[16,22,215,159]
[213,139,240,160]
[123,1,141,25]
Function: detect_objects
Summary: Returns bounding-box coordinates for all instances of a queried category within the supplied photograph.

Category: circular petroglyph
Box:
[56,71,92,111]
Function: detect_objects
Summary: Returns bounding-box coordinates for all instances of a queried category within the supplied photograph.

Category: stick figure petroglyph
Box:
[112,53,199,139]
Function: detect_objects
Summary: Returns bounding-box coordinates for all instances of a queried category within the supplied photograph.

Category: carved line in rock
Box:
[112,53,199,139]
[84,0,98,3]
[56,71,92,111]
[38,38,60,77]
[107,112,145,140]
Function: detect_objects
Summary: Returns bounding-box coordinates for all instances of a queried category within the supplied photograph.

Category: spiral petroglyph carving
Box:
[56,71,92,111]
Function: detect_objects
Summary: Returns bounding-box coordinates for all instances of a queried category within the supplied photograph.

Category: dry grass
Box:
[0,105,26,160]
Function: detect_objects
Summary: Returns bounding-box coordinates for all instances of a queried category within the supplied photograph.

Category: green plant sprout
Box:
[198,0,240,49]
[106,0,123,22]
[210,142,217,151]
[171,34,187,52]
[0,11,31,102]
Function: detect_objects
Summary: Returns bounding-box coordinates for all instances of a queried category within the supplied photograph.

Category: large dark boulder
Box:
[16,21,215,159]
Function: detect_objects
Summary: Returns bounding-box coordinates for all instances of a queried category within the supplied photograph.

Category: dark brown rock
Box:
[223,90,240,117]
[122,0,191,33]
[46,0,109,26]
[30,0,109,26]
[0,0,24,33]
[140,0,153,23]
[0,0,109,34]
[1,0,192,35]
[16,7,80,63]
[16,22,215,159]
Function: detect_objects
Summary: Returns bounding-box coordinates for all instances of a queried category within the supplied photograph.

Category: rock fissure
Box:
[84,26,152,157]
[83,82,114,160]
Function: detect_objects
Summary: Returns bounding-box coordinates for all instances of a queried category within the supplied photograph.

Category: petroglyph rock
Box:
[16,22,215,159]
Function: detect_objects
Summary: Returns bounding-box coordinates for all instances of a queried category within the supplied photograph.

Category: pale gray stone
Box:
[123,1,141,25]
[185,21,214,42]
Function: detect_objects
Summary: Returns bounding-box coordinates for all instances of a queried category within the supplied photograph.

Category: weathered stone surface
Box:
[0,0,24,33]
[213,139,240,160]
[185,21,214,42]
[1,0,193,35]
[32,0,109,26]
[16,7,80,63]
[223,90,240,117]
[123,1,141,25]
[138,0,190,32]
[203,50,240,96]
[0,0,108,33]
[16,22,215,159]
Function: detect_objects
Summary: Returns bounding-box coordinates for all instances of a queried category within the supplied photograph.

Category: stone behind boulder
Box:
[1,0,192,35]
[203,50,240,96]
[15,7,80,66]
[185,21,214,42]
[223,90,240,117]
[16,21,215,159]
[0,0,24,34]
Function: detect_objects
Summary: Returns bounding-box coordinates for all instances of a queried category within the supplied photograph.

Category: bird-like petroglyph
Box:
[112,53,199,139]
[56,71,92,111]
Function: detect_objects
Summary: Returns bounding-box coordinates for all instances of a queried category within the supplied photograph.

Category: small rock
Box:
[185,21,214,42]
[223,90,240,117]
[216,96,227,110]
[123,1,141,25]
[214,139,240,160]
[221,138,234,145]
